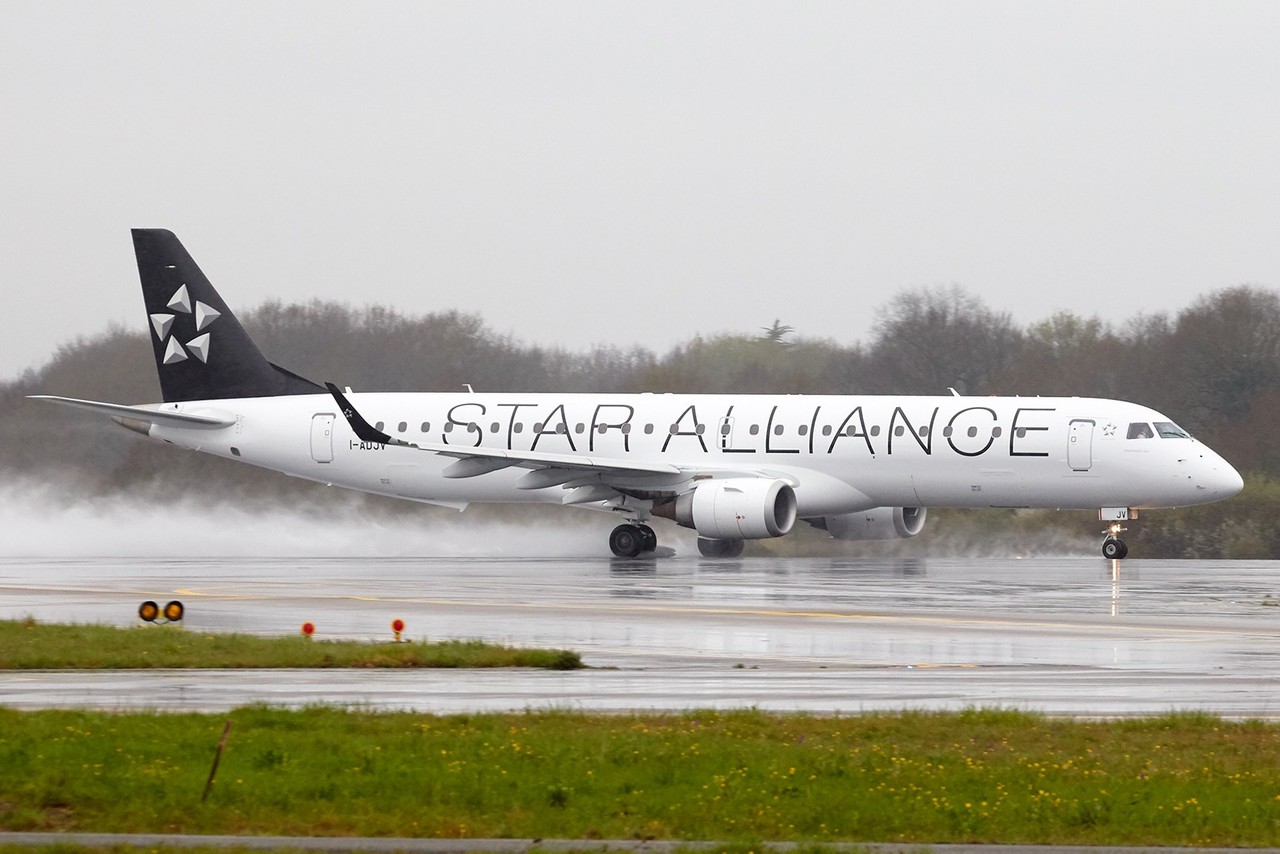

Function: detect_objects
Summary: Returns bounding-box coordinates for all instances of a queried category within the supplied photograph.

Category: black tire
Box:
[138,600,159,622]
[638,524,658,552]
[1102,538,1128,560]
[609,524,644,558]
[163,600,184,622]
[698,537,745,558]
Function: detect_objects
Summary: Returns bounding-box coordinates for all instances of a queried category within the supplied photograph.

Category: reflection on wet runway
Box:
[2,555,1279,716]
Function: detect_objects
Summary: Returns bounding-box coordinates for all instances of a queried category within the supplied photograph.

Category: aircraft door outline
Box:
[1068,419,1095,471]
[311,413,335,463]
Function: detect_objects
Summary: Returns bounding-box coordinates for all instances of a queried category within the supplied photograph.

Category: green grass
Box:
[0,619,581,670]
[1,707,1279,846]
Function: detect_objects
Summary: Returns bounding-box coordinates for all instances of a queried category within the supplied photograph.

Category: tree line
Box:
[4,284,1279,557]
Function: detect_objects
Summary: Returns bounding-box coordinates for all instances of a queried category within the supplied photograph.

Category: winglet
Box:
[325,383,417,448]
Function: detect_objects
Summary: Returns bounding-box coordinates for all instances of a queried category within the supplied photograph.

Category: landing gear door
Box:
[311,413,335,463]
[1068,419,1094,472]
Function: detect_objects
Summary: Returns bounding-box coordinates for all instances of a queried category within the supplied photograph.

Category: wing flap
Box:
[415,439,682,475]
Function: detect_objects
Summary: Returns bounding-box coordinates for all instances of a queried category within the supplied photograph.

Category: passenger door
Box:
[1068,419,1094,471]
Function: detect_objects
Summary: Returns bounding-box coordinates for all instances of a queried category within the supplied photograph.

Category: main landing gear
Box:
[608,523,746,558]
[1102,522,1129,560]
[609,523,658,558]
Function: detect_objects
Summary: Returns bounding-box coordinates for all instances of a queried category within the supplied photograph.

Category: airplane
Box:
[32,229,1245,560]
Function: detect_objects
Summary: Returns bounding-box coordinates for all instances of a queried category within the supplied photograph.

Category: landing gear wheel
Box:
[638,525,658,553]
[1102,538,1129,560]
[697,537,745,558]
[609,524,645,558]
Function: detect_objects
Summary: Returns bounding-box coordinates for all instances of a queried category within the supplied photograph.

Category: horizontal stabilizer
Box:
[29,395,236,430]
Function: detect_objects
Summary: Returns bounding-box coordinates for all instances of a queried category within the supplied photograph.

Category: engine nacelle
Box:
[820,506,927,541]
[658,478,798,540]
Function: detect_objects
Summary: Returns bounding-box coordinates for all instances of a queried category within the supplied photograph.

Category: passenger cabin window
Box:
[1126,422,1154,439]
[1155,421,1190,439]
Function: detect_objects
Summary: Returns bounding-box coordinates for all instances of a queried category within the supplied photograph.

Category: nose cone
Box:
[1216,460,1245,499]
[1193,448,1244,501]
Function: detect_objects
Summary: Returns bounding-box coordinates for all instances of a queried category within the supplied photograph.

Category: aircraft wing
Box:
[326,384,738,504]
[29,395,236,429]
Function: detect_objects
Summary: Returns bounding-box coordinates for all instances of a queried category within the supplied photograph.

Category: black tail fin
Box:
[132,229,322,402]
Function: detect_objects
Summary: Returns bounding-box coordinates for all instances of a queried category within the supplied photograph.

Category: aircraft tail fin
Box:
[132,229,322,402]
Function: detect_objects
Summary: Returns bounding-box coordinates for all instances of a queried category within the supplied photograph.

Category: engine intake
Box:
[654,478,797,540]
[817,506,927,541]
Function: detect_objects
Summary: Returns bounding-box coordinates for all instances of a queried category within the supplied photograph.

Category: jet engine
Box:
[816,506,927,541]
[654,478,797,540]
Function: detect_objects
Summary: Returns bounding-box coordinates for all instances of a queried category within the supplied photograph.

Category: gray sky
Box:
[5,1,1280,383]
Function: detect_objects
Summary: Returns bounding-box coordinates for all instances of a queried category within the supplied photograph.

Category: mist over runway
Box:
[2,555,1280,717]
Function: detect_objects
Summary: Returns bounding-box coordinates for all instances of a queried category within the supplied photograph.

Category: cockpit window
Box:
[1155,421,1190,439]
[1126,422,1154,439]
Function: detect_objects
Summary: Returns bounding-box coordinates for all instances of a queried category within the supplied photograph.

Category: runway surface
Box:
[2,555,1280,717]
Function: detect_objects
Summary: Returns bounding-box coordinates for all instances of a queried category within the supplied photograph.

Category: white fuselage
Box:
[144,392,1243,516]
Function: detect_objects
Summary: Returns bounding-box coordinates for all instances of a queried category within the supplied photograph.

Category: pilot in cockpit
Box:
[1127,422,1155,439]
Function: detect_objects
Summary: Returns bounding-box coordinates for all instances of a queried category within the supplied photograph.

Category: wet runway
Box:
[2,555,1280,717]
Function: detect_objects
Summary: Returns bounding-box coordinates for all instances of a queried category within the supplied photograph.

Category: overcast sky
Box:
[4,1,1280,383]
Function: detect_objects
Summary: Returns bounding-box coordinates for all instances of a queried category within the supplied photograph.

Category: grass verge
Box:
[0,620,581,670]
[1,707,1278,846]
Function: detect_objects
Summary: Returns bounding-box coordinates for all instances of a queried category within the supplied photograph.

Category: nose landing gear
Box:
[1099,508,1134,560]
[1102,522,1129,560]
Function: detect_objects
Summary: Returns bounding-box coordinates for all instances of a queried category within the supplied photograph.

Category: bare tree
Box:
[1168,286,1280,427]
[865,285,1021,395]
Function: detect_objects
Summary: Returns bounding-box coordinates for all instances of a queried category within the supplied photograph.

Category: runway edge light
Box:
[392,618,405,642]
[301,621,315,638]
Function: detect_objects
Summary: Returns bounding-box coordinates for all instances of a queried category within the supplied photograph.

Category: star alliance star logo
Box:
[149,284,221,365]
